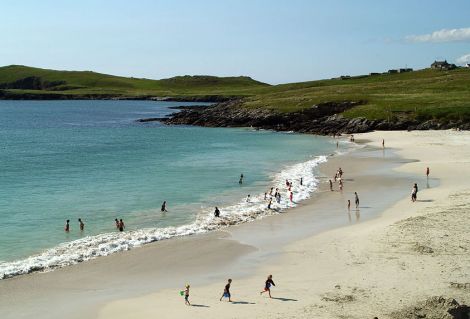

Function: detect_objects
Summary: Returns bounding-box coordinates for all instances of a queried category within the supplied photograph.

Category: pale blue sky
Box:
[1,0,470,84]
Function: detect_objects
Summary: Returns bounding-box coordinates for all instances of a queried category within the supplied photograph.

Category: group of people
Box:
[182,275,276,306]
[114,218,125,231]
[329,167,344,192]
[64,218,85,232]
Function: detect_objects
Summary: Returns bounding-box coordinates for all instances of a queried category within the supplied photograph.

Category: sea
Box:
[0,100,339,279]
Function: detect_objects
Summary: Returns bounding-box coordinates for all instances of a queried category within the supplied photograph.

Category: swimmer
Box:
[161,201,167,212]
[78,218,84,231]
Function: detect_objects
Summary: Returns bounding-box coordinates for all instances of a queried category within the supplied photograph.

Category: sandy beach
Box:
[1,130,469,319]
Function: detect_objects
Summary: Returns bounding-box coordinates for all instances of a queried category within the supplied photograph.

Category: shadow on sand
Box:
[191,304,210,308]
[271,297,298,302]
[231,301,256,305]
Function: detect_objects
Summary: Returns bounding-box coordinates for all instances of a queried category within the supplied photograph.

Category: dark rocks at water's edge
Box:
[136,117,170,123]
[162,100,470,134]
[0,90,231,103]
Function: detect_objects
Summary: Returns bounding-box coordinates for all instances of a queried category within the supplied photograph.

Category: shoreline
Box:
[0,133,417,318]
[97,130,470,319]
[0,138,332,280]
[2,130,469,318]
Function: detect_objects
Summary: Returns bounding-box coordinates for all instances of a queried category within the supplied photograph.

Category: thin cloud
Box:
[456,53,470,65]
[406,27,470,43]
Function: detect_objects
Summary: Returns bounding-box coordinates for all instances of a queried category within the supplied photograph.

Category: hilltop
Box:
[2,65,470,132]
[0,65,269,101]
[165,67,470,133]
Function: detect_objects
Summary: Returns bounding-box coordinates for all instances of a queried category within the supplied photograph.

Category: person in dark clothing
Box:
[118,219,125,232]
[214,207,220,217]
[260,275,275,298]
[161,201,167,212]
[65,220,70,232]
[220,279,232,302]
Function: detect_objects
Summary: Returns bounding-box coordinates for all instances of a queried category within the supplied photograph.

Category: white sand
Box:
[98,130,470,319]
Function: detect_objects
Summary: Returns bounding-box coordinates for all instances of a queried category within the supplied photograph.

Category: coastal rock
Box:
[158,99,469,134]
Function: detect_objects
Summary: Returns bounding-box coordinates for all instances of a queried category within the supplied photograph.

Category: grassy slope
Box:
[0,65,269,97]
[241,68,470,122]
[2,65,470,122]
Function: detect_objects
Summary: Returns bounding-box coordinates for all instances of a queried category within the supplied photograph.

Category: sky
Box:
[1,0,470,84]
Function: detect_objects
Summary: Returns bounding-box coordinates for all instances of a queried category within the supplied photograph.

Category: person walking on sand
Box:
[184,284,190,306]
[289,191,293,202]
[329,179,333,191]
[347,199,351,211]
[339,179,343,191]
[354,192,360,209]
[382,139,385,148]
[220,279,232,302]
[411,183,418,202]
[161,201,167,212]
[65,219,70,232]
[426,167,430,178]
[78,218,84,231]
[118,219,125,232]
[260,275,276,298]
[239,174,244,185]
[214,207,220,217]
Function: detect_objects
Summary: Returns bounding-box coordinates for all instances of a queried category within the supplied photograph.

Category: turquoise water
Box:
[0,100,334,277]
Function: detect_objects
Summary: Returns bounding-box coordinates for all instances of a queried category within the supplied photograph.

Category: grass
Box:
[0,65,270,98]
[2,65,470,122]
[239,68,470,122]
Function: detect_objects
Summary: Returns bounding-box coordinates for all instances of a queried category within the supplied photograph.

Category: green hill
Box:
[240,68,470,123]
[2,65,470,123]
[0,65,269,99]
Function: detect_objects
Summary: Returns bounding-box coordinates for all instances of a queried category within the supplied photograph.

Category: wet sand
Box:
[3,131,468,319]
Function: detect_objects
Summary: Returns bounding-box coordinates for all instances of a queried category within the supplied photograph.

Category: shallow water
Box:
[0,100,337,278]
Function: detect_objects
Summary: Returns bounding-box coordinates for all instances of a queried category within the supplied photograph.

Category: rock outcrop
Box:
[162,100,470,135]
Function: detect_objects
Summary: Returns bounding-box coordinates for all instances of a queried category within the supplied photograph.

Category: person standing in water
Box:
[289,191,293,202]
[260,275,275,298]
[239,174,244,185]
[78,218,84,231]
[220,279,232,302]
[354,192,360,209]
[115,218,120,229]
[246,194,251,202]
[268,199,272,209]
[65,220,70,232]
[329,179,333,191]
[118,219,125,232]
[300,177,303,186]
[214,207,220,217]
[161,201,167,212]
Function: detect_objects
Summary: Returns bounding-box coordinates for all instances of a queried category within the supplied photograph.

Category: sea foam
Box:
[0,155,327,280]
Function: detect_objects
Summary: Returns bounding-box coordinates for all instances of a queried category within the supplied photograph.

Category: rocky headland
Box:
[160,100,470,135]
